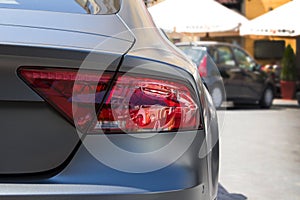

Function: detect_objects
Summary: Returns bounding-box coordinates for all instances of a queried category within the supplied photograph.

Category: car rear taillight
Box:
[198,55,207,77]
[91,74,201,133]
[19,68,202,133]
[19,68,112,131]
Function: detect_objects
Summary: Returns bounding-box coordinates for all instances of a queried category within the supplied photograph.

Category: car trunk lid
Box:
[0,9,134,175]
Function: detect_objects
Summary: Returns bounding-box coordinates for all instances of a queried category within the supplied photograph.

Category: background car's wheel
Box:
[260,86,273,109]
[210,85,224,108]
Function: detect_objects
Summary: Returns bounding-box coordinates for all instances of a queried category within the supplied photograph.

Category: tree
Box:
[280,44,297,81]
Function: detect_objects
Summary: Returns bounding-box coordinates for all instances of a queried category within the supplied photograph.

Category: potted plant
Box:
[280,44,297,99]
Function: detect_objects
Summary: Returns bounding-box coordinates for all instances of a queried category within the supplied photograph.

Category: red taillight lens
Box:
[19,68,202,134]
[198,55,207,77]
[91,74,201,133]
[19,68,112,131]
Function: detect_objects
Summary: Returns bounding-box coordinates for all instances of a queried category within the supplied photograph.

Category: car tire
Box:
[260,86,273,109]
[210,85,224,109]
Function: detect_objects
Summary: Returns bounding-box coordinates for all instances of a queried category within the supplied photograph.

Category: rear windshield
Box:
[0,0,120,14]
[177,46,207,66]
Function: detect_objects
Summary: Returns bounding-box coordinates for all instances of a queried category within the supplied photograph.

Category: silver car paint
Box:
[0,1,219,200]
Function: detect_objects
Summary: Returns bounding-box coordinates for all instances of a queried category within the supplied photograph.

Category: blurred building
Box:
[244,0,300,81]
[244,0,295,66]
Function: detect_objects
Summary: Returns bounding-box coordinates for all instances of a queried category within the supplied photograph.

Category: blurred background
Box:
[144,1,300,199]
[145,0,300,100]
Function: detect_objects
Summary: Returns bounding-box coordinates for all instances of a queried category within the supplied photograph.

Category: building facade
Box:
[244,0,295,66]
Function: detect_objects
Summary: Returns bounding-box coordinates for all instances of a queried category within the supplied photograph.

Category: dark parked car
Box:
[176,41,275,108]
[297,82,300,105]
[0,1,219,200]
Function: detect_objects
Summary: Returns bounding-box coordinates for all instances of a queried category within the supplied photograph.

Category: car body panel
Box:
[0,7,133,42]
[0,6,134,174]
[0,0,219,200]
[0,184,208,200]
[0,49,123,174]
[0,46,124,101]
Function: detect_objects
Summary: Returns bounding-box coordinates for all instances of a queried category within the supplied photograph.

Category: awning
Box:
[148,0,248,33]
[240,0,300,37]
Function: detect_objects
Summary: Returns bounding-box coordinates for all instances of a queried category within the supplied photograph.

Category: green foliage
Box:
[280,44,297,81]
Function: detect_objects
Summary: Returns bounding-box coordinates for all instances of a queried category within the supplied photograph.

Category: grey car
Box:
[0,0,219,200]
[177,41,275,109]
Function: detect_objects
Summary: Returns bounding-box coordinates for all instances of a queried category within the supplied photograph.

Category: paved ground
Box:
[217,99,300,200]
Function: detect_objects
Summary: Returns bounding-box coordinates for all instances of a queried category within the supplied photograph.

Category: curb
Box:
[273,99,299,107]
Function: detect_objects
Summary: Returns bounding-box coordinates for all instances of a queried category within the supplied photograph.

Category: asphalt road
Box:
[217,99,300,200]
